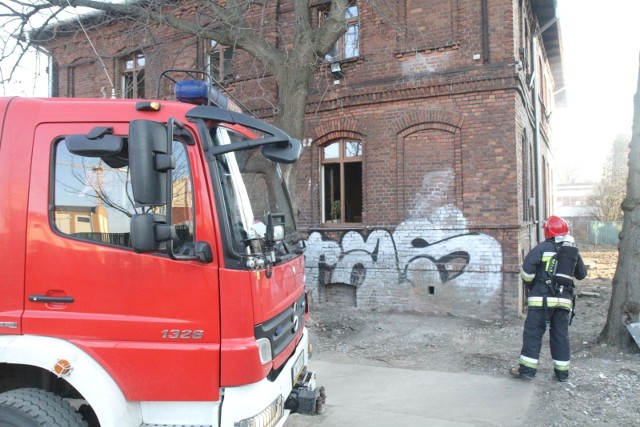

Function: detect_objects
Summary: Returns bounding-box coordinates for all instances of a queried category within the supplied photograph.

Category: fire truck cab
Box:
[0,86,321,426]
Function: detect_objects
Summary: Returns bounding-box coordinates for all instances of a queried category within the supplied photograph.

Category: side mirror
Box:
[265,213,286,242]
[131,214,175,252]
[65,127,123,157]
[262,138,302,164]
[131,214,213,262]
[129,120,175,205]
[185,106,303,164]
[272,224,285,241]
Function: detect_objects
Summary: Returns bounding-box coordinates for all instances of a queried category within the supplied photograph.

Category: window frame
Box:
[319,1,360,62]
[51,136,196,251]
[320,139,363,225]
[206,40,234,83]
[120,52,145,99]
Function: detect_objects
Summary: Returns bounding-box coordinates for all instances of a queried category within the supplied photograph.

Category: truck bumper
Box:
[221,328,321,427]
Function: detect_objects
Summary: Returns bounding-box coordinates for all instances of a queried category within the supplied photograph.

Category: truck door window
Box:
[211,126,303,263]
[53,138,194,249]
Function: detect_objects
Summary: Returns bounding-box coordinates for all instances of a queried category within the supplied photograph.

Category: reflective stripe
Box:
[541,251,557,272]
[553,359,570,371]
[520,269,535,282]
[556,273,572,281]
[519,355,538,369]
[527,296,572,310]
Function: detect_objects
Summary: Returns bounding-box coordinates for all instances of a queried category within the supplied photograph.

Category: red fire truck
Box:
[0,80,321,426]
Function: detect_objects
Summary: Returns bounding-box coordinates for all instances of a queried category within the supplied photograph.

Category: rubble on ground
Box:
[307,245,640,426]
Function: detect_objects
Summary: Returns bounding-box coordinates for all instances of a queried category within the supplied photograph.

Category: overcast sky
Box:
[2,0,639,185]
[554,0,640,182]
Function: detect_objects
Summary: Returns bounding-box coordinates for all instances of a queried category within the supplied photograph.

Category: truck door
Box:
[0,98,30,335]
[23,122,221,402]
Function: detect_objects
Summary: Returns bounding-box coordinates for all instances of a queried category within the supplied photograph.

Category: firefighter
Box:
[510,215,587,382]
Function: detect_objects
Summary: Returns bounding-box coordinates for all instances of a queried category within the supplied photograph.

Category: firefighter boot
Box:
[509,367,534,380]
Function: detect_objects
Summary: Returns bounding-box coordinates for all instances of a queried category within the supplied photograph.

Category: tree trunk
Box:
[271,62,315,221]
[598,55,640,349]
[273,66,311,141]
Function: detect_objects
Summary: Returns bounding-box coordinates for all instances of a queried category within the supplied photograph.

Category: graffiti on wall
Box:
[305,170,503,310]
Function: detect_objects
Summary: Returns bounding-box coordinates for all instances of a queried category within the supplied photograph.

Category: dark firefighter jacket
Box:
[520,238,588,309]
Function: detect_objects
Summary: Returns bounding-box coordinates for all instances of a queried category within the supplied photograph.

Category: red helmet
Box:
[543,215,569,238]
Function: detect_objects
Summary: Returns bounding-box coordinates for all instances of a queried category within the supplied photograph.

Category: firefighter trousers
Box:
[518,307,570,380]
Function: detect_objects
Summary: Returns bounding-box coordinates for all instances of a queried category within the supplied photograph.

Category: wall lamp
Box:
[330,62,344,83]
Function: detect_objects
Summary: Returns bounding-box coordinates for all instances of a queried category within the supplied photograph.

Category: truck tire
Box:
[0,388,88,427]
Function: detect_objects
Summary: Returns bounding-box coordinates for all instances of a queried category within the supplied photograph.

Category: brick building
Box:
[37,0,563,319]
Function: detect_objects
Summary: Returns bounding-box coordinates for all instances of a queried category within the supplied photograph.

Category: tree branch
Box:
[313,0,348,56]
[41,0,286,74]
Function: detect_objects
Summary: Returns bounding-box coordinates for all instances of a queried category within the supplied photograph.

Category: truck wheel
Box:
[0,388,88,427]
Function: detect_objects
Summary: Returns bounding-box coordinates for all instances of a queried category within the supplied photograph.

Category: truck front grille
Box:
[254,293,305,360]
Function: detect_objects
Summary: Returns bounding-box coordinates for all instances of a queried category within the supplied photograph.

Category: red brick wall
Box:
[40,0,559,319]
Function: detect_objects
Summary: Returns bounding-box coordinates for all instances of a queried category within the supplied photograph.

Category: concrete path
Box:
[287,358,534,427]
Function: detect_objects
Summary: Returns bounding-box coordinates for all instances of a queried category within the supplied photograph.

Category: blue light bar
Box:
[175,80,209,105]
[175,79,229,110]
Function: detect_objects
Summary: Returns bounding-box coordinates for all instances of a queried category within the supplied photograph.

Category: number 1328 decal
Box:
[161,329,204,339]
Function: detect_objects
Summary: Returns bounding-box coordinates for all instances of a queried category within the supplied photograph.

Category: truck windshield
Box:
[211,126,304,263]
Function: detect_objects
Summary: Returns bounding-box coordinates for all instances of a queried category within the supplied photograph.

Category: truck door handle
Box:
[29,295,75,304]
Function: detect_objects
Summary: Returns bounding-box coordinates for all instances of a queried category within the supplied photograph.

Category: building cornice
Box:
[253,68,522,118]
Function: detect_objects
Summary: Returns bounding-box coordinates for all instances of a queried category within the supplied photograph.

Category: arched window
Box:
[321,140,363,223]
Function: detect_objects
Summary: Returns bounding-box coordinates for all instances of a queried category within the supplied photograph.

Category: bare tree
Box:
[1,0,379,203]
[1,0,356,140]
[590,134,630,221]
[58,144,191,219]
[0,2,63,95]
[2,0,417,208]
[598,56,640,349]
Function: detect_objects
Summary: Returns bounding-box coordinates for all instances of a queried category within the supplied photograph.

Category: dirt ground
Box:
[306,245,640,426]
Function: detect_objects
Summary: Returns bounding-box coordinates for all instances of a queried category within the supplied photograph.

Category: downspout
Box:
[481,0,490,62]
[532,16,558,242]
[49,56,58,97]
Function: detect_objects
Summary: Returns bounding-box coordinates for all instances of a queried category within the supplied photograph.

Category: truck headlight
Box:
[257,338,272,365]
